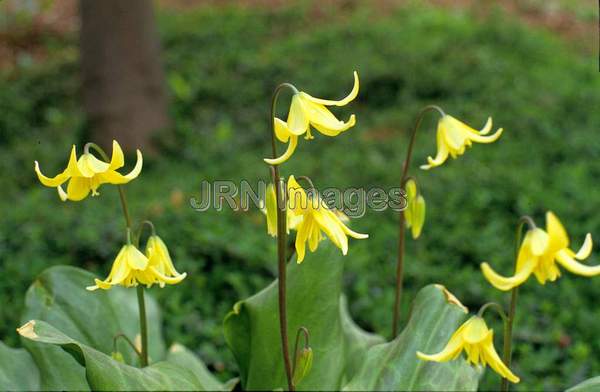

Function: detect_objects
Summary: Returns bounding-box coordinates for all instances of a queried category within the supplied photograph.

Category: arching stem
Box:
[268,83,298,391]
[392,105,445,339]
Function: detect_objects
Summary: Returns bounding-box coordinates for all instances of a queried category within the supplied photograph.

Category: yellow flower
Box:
[264,72,359,165]
[87,237,186,291]
[263,183,303,236]
[404,179,426,239]
[417,316,520,384]
[87,244,153,290]
[286,176,368,263]
[420,115,503,170]
[481,212,596,291]
[35,140,143,201]
[145,235,187,288]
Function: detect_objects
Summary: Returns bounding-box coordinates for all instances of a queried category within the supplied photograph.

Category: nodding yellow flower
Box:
[87,238,186,291]
[264,72,359,165]
[286,176,368,263]
[404,179,426,239]
[34,140,143,201]
[420,115,503,170]
[481,212,596,291]
[87,244,152,290]
[417,316,520,384]
[145,235,187,288]
[262,183,303,236]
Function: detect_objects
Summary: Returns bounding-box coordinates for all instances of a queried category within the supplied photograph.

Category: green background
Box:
[1,2,599,390]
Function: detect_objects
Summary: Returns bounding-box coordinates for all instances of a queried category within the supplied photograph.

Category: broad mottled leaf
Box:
[0,340,40,391]
[344,284,481,391]
[567,376,600,391]
[19,320,229,391]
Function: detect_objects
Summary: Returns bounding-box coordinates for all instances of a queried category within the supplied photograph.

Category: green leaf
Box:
[224,244,349,390]
[18,266,166,390]
[166,343,238,391]
[339,296,385,381]
[21,266,165,364]
[567,376,600,391]
[0,340,40,391]
[343,284,481,391]
[18,320,224,391]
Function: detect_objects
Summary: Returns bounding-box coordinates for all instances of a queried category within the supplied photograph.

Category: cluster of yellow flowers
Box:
[33,70,598,387]
[263,73,368,262]
[34,140,186,290]
[264,177,368,263]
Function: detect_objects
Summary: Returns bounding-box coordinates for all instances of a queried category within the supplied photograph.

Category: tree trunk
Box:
[79,0,168,153]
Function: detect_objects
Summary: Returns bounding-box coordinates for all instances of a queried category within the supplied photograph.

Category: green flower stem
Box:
[85,141,148,367]
[501,216,535,391]
[136,286,149,367]
[269,83,298,391]
[477,302,508,322]
[135,220,157,245]
[392,105,445,339]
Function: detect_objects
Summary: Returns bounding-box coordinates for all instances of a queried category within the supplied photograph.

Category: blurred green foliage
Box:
[1,3,599,390]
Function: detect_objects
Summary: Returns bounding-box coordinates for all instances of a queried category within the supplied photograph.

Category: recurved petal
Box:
[555,249,600,276]
[108,140,125,170]
[34,161,69,187]
[481,333,520,383]
[467,128,503,144]
[301,98,356,136]
[478,117,493,135]
[481,254,536,291]
[264,135,298,166]
[57,185,68,201]
[574,233,593,260]
[311,114,356,137]
[315,209,348,254]
[546,211,569,252]
[100,150,143,184]
[416,333,464,363]
[149,266,187,285]
[301,71,359,107]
